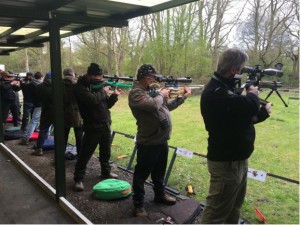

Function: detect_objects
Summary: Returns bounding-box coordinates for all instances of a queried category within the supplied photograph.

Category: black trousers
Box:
[64,126,83,155]
[74,125,112,182]
[132,143,169,208]
[1,100,13,123]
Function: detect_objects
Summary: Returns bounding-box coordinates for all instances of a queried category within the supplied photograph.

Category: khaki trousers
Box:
[200,159,248,224]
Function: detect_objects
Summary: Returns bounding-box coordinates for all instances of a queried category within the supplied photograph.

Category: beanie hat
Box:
[87,63,103,76]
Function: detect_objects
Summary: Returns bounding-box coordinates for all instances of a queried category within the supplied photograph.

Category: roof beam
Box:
[0,21,32,40]
[41,0,76,11]
[111,0,199,20]
[0,43,44,48]
[52,12,128,27]
[0,6,49,20]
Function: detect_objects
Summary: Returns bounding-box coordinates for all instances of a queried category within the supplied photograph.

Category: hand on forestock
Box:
[160,88,170,99]
[11,80,20,86]
[183,86,192,98]
[114,88,122,96]
[247,85,259,96]
[103,86,111,93]
[264,102,272,114]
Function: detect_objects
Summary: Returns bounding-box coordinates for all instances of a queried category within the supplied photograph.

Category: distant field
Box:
[71,90,298,224]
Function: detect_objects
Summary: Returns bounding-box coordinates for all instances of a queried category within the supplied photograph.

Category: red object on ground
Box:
[29,131,39,141]
[255,207,267,224]
[6,116,13,122]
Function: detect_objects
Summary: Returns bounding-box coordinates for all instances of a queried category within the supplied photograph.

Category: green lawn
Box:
[91,90,299,224]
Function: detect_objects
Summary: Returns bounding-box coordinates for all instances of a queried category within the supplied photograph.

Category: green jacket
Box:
[63,77,82,128]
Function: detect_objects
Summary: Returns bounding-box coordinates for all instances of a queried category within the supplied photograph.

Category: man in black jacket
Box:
[200,48,272,224]
[20,72,34,131]
[73,63,121,191]
[0,71,21,126]
[62,67,83,157]
[19,72,44,146]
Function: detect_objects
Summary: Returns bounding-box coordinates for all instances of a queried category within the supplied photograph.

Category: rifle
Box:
[151,76,192,98]
[103,75,133,89]
[236,63,287,107]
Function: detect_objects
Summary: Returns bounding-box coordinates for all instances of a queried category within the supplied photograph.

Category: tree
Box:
[238,0,295,68]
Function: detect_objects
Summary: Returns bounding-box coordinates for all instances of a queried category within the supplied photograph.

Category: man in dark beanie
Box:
[73,62,121,191]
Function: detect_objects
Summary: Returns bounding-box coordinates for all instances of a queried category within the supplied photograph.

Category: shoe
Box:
[19,138,29,146]
[133,207,148,217]
[154,194,177,205]
[31,148,43,156]
[74,181,84,191]
[101,172,119,179]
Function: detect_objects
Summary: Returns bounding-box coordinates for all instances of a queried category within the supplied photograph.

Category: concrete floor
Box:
[0,149,75,224]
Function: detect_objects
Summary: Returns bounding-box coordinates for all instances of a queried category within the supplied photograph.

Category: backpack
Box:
[93,179,132,200]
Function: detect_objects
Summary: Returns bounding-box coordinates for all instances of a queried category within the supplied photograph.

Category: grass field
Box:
[76,89,299,224]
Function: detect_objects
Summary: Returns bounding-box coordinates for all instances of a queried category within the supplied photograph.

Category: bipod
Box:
[265,88,288,107]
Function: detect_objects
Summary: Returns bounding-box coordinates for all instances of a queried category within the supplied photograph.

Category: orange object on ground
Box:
[255,207,267,224]
[117,154,128,159]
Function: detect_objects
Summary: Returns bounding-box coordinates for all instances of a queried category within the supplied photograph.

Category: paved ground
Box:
[0,148,75,224]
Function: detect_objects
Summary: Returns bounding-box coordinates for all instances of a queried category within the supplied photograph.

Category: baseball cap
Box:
[137,64,162,80]
[87,63,103,76]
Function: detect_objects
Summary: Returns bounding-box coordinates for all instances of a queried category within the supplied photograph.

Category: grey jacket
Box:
[128,81,186,145]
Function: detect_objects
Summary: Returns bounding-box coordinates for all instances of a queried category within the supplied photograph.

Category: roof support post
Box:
[0,89,3,143]
[49,17,66,201]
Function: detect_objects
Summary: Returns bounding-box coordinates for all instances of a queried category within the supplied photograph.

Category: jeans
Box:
[36,115,53,149]
[132,143,169,208]
[21,102,34,130]
[24,107,41,141]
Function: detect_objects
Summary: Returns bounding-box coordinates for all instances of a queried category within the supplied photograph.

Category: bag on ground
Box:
[93,179,132,200]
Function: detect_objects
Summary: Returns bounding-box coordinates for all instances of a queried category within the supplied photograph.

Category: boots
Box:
[19,138,29,146]
[133,207,148,217]
[31,148,43,156]
[100,172,119,179]
[154,194,177,205]
[74,181,84,191]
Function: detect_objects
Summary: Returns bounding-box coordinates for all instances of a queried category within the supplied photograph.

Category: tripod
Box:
[265,88,288,107]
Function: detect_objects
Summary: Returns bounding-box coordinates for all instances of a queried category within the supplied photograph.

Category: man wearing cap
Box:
[0,71,21,125]
[73,62,121,191]
[31,72,53,156]
[62,67,83,157]
[128,64,192,217]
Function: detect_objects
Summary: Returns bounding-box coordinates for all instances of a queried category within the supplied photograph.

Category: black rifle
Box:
[237,63,287,107]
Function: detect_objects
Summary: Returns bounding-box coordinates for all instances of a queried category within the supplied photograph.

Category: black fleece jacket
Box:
[200,72,270,161]
[74,75,118,132]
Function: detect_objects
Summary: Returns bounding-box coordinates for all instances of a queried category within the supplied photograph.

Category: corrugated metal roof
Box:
[0,0,198,55]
